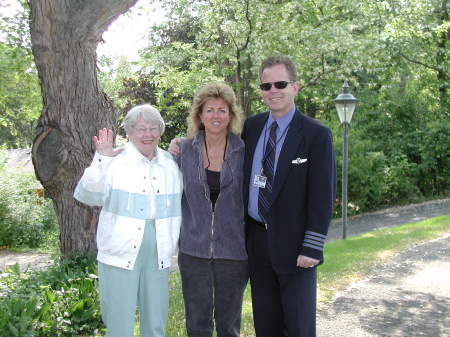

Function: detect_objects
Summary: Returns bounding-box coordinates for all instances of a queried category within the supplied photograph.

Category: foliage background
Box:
[0,151,57,249]
[0,0,449,216]
[0,0,41,148]
[0,1,448,336]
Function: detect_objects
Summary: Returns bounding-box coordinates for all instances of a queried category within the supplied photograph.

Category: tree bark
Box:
[29,0,138,257]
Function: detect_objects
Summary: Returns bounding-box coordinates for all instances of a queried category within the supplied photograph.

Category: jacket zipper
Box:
[211,208,215,258]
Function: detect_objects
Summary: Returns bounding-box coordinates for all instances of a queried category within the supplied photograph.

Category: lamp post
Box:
[334,81,357,239]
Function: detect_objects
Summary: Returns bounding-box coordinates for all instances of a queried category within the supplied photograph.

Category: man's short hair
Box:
[259,56,297,82]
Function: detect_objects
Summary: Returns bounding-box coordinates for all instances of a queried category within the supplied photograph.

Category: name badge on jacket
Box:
[253,173,267,188]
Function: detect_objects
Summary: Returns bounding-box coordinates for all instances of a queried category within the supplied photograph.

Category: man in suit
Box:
[242,55,336,337]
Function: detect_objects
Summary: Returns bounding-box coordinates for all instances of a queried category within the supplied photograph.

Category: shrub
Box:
[383,153,421,204]
[417,119,450,196]
[348,151,387,213]
[334,129,387,216]
[0,161,57,248]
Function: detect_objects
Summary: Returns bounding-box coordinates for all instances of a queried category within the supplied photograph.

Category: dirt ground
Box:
[0,250,53,273]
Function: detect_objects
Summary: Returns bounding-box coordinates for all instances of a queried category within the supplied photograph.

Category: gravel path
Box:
[318,198,450,337]
[317,233,450,337]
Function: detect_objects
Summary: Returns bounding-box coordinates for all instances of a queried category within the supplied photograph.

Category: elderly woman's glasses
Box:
[259,81,293,91]
[133,126,159,135]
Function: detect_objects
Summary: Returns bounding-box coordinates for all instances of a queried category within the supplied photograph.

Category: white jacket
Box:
[74,142,183,270]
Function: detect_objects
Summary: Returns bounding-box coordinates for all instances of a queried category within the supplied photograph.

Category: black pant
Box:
[247,223,317,337]
[178,252,249,337]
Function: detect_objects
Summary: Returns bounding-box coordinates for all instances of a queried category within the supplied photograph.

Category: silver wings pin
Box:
[292,157,307,164]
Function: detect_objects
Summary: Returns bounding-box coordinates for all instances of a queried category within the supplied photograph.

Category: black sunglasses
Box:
[259,81,293,91]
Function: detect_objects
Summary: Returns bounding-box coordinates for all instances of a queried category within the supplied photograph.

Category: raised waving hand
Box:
[93,128,123,157]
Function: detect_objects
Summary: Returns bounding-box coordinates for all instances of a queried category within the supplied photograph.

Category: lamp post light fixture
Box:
[334,81,357,239]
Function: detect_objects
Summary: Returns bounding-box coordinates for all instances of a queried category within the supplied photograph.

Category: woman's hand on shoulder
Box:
[168,137,183,156]
[93,128,123,157]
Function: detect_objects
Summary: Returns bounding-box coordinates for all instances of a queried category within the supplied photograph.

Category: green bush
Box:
[417,119,450,196]
[334,129,388,216]
[348,151,387,213]
[0,162,57,248]
[383,153,421,204]
[0,256,104,337]
[331,89,449,216]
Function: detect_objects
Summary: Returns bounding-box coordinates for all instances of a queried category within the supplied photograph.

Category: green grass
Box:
[317,215,450,304]
[166,272,187,336]
[166,272,256,337]
[165,215,450,337]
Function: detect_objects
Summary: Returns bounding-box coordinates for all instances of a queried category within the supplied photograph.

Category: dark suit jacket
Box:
[243,109,336,274]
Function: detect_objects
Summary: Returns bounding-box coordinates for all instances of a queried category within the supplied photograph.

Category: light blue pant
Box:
[98,220,169,337]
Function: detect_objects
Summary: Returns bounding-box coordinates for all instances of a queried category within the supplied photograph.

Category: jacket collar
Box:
[192,130,243,159]
[124,142,164,165]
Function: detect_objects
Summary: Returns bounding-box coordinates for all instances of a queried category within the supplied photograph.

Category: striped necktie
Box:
[258,121,278,222]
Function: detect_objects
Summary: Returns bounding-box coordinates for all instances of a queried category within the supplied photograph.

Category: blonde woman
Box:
[173,82,248,337]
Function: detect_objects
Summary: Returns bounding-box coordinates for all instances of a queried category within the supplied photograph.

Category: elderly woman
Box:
[74,104,182,337]
[173,82,248,337]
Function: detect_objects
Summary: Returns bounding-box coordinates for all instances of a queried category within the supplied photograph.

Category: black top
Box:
[206,169,221,209]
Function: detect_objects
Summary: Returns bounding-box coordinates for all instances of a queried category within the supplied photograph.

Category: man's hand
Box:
[93,128,123,157]
[168,137,182,156]
[296,255,319,268]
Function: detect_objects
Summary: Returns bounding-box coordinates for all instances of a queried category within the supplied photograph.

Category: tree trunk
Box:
[240,54,253,117]
[437,0,449,107]
[29,0,138,258]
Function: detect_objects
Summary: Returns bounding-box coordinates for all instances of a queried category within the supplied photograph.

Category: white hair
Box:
[123,104,165,135]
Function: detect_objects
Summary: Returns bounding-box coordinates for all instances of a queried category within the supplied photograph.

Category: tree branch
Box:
[238,0,252,51]
[399,52,450,80]
[71,0,139,41]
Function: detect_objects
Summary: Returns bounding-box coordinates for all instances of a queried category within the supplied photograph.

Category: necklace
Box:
[204,135,228,169]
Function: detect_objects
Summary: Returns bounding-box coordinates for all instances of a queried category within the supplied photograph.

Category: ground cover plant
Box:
[0,256,102,337]
[0,215,448,336]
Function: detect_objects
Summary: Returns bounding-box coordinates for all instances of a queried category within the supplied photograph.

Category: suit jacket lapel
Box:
[270,109,305,205]
[244,112,268,182]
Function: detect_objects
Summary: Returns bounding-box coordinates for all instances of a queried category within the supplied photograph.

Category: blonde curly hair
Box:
[187,82,243,137]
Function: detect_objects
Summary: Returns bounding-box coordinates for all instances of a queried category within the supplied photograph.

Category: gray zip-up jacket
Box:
[175,131,247,260]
